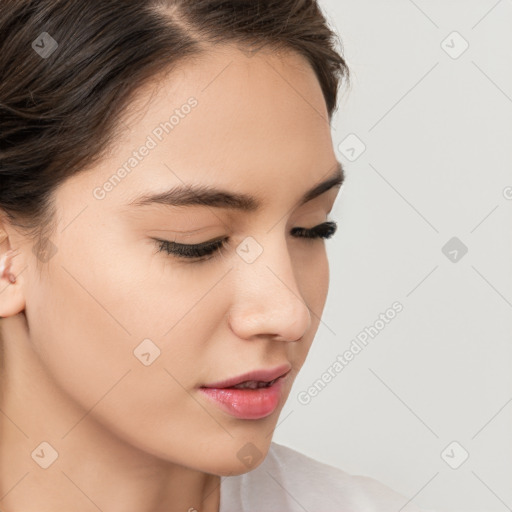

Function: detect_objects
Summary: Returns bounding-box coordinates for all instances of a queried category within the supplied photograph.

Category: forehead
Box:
[119,44,331,145]
[59,45,337,218]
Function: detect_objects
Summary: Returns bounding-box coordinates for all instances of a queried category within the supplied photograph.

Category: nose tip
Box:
[226,230,327,343]
[227,281,312,343]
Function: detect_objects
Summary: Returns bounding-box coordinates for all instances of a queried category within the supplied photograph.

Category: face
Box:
[7,45,342,476]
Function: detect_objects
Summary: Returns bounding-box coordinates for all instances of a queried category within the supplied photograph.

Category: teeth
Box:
[232,379,275,390]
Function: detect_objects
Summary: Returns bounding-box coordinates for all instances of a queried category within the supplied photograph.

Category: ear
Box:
[0,222,26,318]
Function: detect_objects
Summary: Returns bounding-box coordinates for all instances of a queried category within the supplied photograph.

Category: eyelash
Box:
[154,221,338,263]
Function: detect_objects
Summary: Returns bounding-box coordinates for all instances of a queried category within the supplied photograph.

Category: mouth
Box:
[223,376,283,390]
[198,365,292,420]
[200,364,292,390]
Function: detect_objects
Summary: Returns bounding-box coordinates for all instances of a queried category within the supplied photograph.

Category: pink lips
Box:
[201,364,291,389]
[198,364,291,420]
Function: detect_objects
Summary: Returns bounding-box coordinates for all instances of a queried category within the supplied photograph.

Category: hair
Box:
[0,0,349,259]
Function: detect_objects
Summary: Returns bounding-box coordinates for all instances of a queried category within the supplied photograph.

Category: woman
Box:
[0,1,437,510]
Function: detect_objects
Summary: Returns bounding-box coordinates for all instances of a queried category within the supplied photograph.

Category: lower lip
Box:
[198,375,287,420]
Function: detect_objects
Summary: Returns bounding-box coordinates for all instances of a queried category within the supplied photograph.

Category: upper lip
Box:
[201,363,292,389]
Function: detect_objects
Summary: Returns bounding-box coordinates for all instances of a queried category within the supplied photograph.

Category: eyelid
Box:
[156,215,330,246]
[153,219,338,263]
[147,226,222,238]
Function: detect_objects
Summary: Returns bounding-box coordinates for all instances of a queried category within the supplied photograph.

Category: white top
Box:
[219,442,438,512]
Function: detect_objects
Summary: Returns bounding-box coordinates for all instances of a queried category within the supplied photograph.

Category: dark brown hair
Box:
[0,0,349,255]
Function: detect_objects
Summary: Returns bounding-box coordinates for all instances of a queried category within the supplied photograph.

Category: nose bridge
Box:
[228,234,312,342]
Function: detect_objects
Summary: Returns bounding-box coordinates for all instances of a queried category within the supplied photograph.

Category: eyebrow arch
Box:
[128,161,345,212]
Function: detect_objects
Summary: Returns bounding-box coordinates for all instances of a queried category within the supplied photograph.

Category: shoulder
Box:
[220,441,437,512]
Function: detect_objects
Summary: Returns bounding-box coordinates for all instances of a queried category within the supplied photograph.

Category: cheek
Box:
[24,260,141,411]
[292,247,330,361]
[22,237,232,455]
[297,245,330,311]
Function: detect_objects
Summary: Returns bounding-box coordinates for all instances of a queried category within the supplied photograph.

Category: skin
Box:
[0,44,341,512]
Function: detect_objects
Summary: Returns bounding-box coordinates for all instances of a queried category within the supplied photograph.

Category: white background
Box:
[273,1,512,511]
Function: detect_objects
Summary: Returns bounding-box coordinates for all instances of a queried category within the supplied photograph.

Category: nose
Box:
[227,238,313,343]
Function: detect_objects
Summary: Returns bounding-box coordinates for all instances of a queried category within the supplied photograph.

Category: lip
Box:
[200,364,292,389]
[198,371,290,419]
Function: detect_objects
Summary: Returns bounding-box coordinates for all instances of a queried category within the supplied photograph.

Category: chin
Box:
[196,438,272,477]
[211,458,266,477]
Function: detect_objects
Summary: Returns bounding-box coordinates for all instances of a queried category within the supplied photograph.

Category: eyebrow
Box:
[128,161,345,212]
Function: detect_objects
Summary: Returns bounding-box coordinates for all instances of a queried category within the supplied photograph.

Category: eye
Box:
[155,236,228,264]
[154,221,338,263]
[290,220,337,239]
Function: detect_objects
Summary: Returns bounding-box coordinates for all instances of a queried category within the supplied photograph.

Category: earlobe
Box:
[0,249,18,284]
[0,248,25,317]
